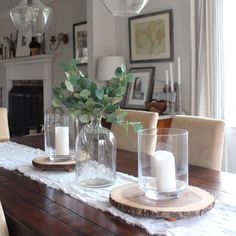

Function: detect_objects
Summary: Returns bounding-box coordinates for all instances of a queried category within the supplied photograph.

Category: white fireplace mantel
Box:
[2,55,54,112]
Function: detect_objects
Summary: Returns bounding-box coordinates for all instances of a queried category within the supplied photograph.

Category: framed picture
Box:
[73,21,87,65]
[129,9,174,63]
[125,67,155,110]
[15,31,31,57]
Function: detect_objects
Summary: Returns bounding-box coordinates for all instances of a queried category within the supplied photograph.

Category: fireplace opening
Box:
[8,80,44,136]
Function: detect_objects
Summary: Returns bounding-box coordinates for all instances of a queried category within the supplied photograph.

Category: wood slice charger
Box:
[32,157,75,172]
[110,183,215,221]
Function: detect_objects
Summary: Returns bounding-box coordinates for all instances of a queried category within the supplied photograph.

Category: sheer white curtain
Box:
[190,0,224,118]
[223,1,236,173]
[190,0,227,170]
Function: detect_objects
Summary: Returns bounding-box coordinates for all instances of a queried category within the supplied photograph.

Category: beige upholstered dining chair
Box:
[0,202,9,236]
[111,109,159,152]
[171,115,225,171]
[0,108,10,142]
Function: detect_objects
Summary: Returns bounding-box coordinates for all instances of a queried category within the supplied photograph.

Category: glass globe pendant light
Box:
[102,0,149,17]
[10,0,53,37]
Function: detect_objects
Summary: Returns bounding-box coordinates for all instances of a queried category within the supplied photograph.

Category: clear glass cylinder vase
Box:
[138,128,188,200]
[44,106,79,161]
[75,117,116,188]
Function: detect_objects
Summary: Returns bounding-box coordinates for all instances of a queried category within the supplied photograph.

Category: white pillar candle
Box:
[155,150,176,192]
[55,127,69,155]
[169,63,174,92]
[165,70,169,86]
[177,56,181,85]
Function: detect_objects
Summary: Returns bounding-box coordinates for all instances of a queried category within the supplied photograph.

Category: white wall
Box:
[44,0,87,85]
[115,0,191,113]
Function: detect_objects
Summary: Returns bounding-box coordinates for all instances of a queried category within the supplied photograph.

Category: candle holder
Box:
[138,128,188,200]
[163,90,176,115]
[44,106,79,161]
[175,83,186,115]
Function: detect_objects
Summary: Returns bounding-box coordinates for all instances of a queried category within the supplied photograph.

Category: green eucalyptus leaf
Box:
[79,113,90,123]
[120,64,126,73]
[74,93,80,99]
[70,59,80,65]
[105,104,118,113]
[52,98,60,107]
[79,70,85,77]
[117,111,128,120]
[96,88,104,100]
[115,67,123,78]
[80,89,91,98]
[115,88,124,97]
[65,80,74,92]
[126,73,135,82]
[89,81,97,96]
[70,76,79,85]
[60,81,66,90]
[78,77,91,89]
[132,122,143,133]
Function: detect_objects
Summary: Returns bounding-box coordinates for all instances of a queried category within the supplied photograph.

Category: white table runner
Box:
[0,141,236,236]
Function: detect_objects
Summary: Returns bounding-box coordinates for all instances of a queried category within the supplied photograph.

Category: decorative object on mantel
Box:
[138,128,188,200]
[129,10,174,63]
[49,33,69,50]
[53,59,142,187]
[32,156,75,172]
[102,0,149,16]
[10,0,53,37]
[29,37,41,55]
[15,31,31,57]
[3,33,17,59]
[109,183,215,220]
[97,56,125,81]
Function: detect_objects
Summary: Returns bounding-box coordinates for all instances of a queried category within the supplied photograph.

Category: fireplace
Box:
[9,80,43,136]
[2,55,54,136]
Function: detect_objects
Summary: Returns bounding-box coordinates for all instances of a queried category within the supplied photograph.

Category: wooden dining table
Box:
[0,134,236,236]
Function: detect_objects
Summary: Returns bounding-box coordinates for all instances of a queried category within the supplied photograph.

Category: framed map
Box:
[129,10,174,63]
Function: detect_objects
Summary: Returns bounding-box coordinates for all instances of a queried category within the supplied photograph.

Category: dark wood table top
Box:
[0,135,236,236]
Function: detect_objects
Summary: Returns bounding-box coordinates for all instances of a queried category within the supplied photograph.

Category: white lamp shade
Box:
[97,56,125,81]
[10,0,53,37]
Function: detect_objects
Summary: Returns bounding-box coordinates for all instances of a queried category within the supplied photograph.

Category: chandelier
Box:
[10,0,53,37]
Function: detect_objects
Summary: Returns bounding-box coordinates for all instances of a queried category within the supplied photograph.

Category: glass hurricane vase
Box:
[75,117,116,188]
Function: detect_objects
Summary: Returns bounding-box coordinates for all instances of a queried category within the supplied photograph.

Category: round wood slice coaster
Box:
[109,183,215,220]
[32,156,75,172]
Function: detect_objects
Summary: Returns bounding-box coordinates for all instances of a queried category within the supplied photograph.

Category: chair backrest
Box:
[171,115,225,170]
[0,108,10,142]
[0,202,9,236]
[111,109,159,152]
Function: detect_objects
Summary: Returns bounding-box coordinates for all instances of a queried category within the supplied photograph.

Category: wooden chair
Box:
[111,109,159,152]
[171,115,225,170]
[0,108,10,142]
[0,202,9,236]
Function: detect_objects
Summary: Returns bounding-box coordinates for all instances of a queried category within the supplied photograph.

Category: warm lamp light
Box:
[10,0,53,37]
[97,56,126,81]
